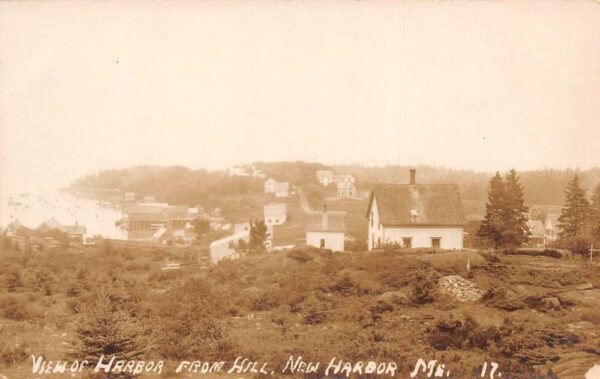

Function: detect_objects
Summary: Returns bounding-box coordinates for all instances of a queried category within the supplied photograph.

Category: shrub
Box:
[0,296,31,321]
[409,273,437,305]
[369,300,394,322]
[0,344,28,365]
[345,240,368,252]
[551,237,590,256]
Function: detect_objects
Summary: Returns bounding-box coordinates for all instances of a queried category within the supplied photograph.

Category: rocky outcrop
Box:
[438,275,484,302]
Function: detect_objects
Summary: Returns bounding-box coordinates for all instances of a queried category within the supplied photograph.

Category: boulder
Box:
[576,283,594,291]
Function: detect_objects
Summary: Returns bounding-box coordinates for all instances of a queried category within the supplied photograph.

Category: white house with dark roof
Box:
[305,207,345,251]
[337,181,356,198]
[264,203,287,226]
[366,169,465,250]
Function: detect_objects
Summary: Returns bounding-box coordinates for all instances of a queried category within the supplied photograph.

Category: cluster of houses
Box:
[3,218,89,251]
[209,168,472,263]
[316,170,357,198]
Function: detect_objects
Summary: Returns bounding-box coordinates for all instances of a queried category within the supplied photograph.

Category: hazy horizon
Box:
[1,1,599,194]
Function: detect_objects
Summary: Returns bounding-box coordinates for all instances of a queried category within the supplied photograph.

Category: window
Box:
[320,239,325,248]
[403,237,412,249]
[431,237,441,249]
[275,219,279,223]
[370,212,373,227]
[377,237,381,247]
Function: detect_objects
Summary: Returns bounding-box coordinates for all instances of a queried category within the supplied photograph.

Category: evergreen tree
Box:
[248,220,269,253]
[588,183,600,242]
[503,169,530,247]
[477,172,507,249]
[558,174,589,238]
[75,293,142,364]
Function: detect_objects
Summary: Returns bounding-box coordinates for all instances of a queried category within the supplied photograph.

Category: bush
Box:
[551,237,590,256]
[0,296,31,321]
[345,240,368,252]
[0,344,28,365]
[409,273,437,305]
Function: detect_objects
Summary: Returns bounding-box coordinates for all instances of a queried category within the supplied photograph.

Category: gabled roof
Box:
[63,225,86,236]
[305,211,345,232]
[366,183,465,226]
[545,213,562,230]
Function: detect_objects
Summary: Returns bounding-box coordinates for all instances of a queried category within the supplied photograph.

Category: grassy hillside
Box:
[1,241,599,378]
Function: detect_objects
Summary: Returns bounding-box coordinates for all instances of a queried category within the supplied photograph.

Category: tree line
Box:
[477,170,600,252]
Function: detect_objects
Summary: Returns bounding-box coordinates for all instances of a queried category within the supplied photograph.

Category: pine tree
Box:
[75,293,142,363]
[248,220,269,253]
[503,169,530,247]
[477,172,507,249]
[588,183,600,242]
[558,174,589,238]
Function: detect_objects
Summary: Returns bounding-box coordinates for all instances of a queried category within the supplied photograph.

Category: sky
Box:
[1,0,599,194]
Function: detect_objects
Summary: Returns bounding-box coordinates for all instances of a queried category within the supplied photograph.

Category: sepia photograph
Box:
[1,1,600,378]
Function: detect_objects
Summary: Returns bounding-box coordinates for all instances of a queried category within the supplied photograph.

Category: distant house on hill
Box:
[317,170,334,186]
[333,174,355,184]
[526,219,545,247]
[337,181,356,198]
[264,178,277,193]
[275,182,290,198]
[264,203,287,226]
[366,169,465,250]
[228,165,251,177]
[305,207,345,251]
[544,212,562,243]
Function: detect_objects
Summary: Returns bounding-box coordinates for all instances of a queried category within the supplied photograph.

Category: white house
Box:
[366,169,465,251]
[264,203,287,226]
[264,178,277,193]
[544,212,562,243]
[275,182,290,198]
[305,207,345,251]
[333,174,355,184]
[337,181,356,198]
[526,219,546,247]
[228,165,251,177]
[317,170,334,186]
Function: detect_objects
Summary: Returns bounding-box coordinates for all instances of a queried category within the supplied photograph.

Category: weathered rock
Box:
[438,275,484,302]
[558,289,600,308]
[575,283,594,291]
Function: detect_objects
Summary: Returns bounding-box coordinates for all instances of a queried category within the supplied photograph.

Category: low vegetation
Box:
[1,240,599,378]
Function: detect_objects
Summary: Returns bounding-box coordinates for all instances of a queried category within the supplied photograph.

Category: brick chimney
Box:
[410,169,416,185]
